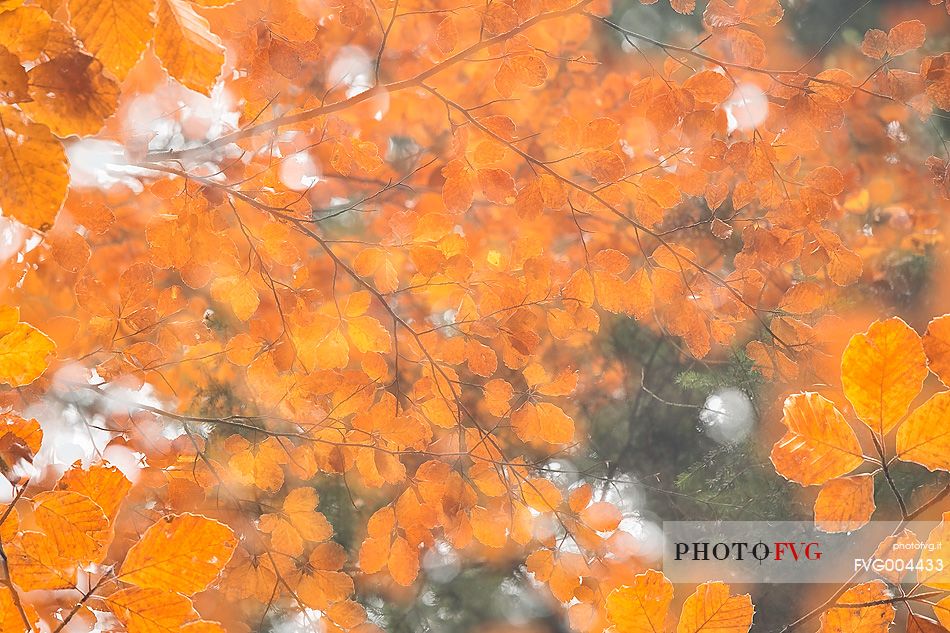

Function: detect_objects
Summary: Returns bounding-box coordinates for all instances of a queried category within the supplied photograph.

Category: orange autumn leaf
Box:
[107,587,200,633]
[0,46,27,104]
[923,314,950,386]
[56,463,132,523]
[919,513,950,589]
[872,529,922,584]
[347,315,392,354]
[119,513,237,595]
[22,52,119,138]
[684,70,733,104]
[0,1,942,630]
[887,20,926,57]
[906,614,947,633]
[293,542,355,609]
[937,596,950,631]
[0,107,68,231]
[0,586,38,632]
[154,0,226,96]
[813,475,876,533]
[533,402,575,444]
[861,29,888,59]
[477,168,516,205]
[606,570,673,633]
[841,317,926,437]
[67,0,155,80]
[228,436,288,492]
[388,535,420,586]
[770,392,863,486]
[584,150,625,184]
[210,275,260,321]
[0,7,52,59]
[896,391,950,472]
[7,531,77,591]
[0,305,56,387]
[259,487,333,556]
[435,17,457,54]
[442,160,475,213]
[359,534,391,574]
[579,501,622,532]
[818,581,895,633]
[583,117,620,149]
[0,413,42,458]
[325,600,367,629]
[677,581,754,633]
[32,490,111,563]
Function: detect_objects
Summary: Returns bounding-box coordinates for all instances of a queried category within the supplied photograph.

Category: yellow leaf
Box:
[33,490,111,563]
[0,306,55,387]
[119,513,237,595]
[348,315,392,354]
[67,0,155,79]
[211,275,260,321]
[155,0,226,96]
[896,391,950,472]
[770,392,864,486]
[107,587,199,633]
[677,581,754,633]
[606,569,673,633]
[814,475,876,533]
[841,317,926,436]
[0,107,68,231]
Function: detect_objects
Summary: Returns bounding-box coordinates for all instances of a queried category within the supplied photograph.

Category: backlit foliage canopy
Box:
[0,0,947,631]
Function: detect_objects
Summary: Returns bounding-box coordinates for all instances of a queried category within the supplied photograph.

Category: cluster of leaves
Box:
[0,414,237,631]
[0,0,225,231]
[770,316,950,630]
[0,0,946,631]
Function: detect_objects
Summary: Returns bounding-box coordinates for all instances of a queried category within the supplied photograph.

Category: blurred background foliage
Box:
[228,0,946,630]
